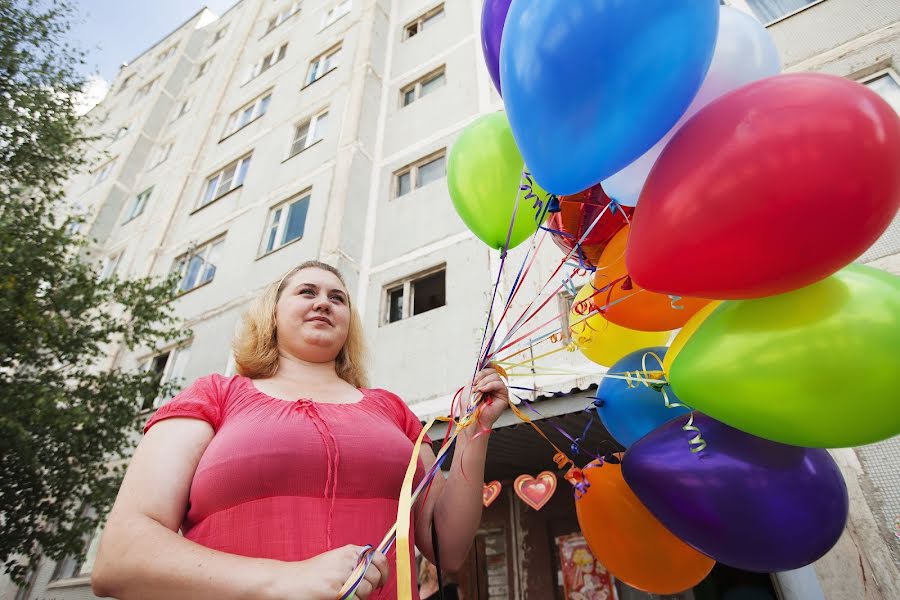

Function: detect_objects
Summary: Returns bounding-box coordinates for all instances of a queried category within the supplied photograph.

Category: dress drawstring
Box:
[295,400,341,548]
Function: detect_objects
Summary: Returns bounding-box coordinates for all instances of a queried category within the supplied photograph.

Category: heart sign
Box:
[514,471,557,511]
[483,481,502,508]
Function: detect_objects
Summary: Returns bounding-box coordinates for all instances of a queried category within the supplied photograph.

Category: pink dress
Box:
[144,374,429,599]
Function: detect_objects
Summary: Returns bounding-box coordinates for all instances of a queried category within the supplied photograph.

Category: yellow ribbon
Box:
[396,418,435,600]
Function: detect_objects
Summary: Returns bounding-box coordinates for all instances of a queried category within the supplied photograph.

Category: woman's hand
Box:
[275,545,389,600]
[471,367,510,428]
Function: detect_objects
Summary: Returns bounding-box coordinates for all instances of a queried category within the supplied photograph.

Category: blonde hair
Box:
[233,261,369,388]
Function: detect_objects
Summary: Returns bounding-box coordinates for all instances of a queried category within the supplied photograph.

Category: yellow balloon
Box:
[663,301,721,374]
[570,284,670,367]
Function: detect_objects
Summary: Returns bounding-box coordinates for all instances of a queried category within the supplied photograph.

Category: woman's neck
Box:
[273,352,341,386]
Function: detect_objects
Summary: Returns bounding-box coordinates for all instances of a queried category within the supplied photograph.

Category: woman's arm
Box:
[414,369,508,572]
[92,418,387,600]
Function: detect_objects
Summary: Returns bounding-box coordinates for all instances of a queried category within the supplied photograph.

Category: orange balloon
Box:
[575,459,714,595]
[592,225,711,331]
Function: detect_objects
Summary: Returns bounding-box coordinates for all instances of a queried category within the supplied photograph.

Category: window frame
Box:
[116,74,135,95]
[171,236,225,294]
[93,159,116,185]
[742,0,824,25]
[142,342,193,411]
[321,0,352,30]
[259,191,312,256]
[393,150,447,198]
[196,57,213,80]
[244,44,288,84]
[305,44,342,86]
[211,25,228,46]
[287,108,329,158]
[156,44,177,64]
[148,141,173,169]
[859,68,900,112]
[112,125,129,141]
[403,3,445,41]
[123,186,153,223]
[222,90,273,139]
[265,1,301,35]
[197,154,253,209]
[173,97,193,120]
[400,66,446,107]
[98,250,123,281]
[382,265,447,324]
[132,78,158,104]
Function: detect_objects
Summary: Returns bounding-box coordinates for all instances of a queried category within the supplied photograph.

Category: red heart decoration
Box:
[514,471,557,511]
[482,481,502,507]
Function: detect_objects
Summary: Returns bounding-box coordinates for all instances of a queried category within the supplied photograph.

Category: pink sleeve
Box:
[143,374,225,434]
[377,389,432,445]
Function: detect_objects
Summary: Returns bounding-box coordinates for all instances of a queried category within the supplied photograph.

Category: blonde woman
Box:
[91,261,507,600]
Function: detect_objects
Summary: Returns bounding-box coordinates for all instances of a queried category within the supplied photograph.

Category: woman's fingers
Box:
[369,551,390,587]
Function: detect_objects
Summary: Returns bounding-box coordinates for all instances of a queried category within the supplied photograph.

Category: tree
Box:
[0,0,186,584]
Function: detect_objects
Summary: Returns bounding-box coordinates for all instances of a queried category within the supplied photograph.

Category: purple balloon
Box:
[622,413,848,572]
[481,0,511,96]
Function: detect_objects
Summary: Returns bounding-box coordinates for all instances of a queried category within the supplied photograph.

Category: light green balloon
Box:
[669,264,900,448]
[448,112,548,250]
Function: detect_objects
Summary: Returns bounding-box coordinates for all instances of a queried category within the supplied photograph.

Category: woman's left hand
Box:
[471,367,510,427]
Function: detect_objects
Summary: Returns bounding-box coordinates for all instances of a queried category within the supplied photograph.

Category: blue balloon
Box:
[500,0,720,195]
[594,347,691,448]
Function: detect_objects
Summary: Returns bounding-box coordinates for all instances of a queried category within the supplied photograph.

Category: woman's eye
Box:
[299,289,315,296]
[330,295,345,303]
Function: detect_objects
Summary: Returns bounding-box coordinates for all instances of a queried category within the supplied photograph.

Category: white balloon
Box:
[602,7,782,206]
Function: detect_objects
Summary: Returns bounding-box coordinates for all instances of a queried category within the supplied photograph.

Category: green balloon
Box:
[669,264,900,448]
[448,112,548,250]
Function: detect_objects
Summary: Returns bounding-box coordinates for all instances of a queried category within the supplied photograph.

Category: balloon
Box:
[594,347,691,448]
[593,226,711,332]
[480,0,511,96]
[627,73,900,299]
[666,265,900,448]
[576,459,715,594]
[623,413,849,572]
[545,184,632,269]
[570,284,669,368]
[500,0,719,195]
[603,6,782,206]
[447,112,547,250]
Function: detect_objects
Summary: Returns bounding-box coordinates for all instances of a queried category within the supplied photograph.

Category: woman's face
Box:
[275,267,351,364]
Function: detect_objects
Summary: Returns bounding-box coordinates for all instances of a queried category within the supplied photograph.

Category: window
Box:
[172,237,224,293]
[196,57,213,80]
[148,142,173,169]
[262,192,310,254]
[306,45,341,85]
[123,187,152,223]
[384,267,446,323]
[223,92,272,137]
[211,25,228,45]
[157,45,177,64]
[322,0,351,29]
[111,125,129,141]
[863,70,900,115]
[745,0,817,23]
[98,251,122,281]
[49,511,103,581]
[199,154,252,207]
[144,344,192,409]
[401,67,446,106]
[174,97,193,120]
[394,151,446,197]
[404,4,445,40]
[116,74,135,95]
[244,44,288,83]
[93,160,116,185]
[266,2,301,33]
[288,110,328,157]
[132,78,157,104]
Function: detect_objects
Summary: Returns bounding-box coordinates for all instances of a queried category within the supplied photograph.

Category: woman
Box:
[91,261,508,599]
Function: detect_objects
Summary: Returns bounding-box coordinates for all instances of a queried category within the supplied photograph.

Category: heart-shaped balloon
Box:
[500,0,719,194]
[627,73,900,299]
[623,413,849,572]
[483,481,502,508]
[545,184,632,269]
[514,471,556,511]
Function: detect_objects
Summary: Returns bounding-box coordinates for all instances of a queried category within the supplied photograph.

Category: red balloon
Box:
[627,73,900,300]
[547,184,632,268]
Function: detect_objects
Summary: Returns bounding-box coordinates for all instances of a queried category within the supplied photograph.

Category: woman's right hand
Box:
[276,544,389,600]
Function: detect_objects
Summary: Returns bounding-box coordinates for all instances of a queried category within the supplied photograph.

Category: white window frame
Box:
[156,44,177,64]
[211,25,228,46]
[196,57,213,80]
[148,141,173,169]
[123,186,152,223]
[321,0,351,29]
[859,68,900,114]
[266,1,301,34]
[49,509,103,581]
[172,237,225,293]
[98,250,123,281]
[116,74,134,95]
[173,97,193,121]
[93,159,116,185]
[738,0,823,25]
[404,3,445,40]
[400,66,446,107]
[393,150,446,198]
[199,154,252,208]
[223,91,273,138]
[144,343,193,410]
[244,44,288,84]
[382,265,447,324]
[111,125,129,141]
[288,109,328,157]
[260,191,311,255]
[132,78,157,104]
[306,44,341,85]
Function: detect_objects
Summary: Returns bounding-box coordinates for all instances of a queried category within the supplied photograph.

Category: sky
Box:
[67,1,236,111]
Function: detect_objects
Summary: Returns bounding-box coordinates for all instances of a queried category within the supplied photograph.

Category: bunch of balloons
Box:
[443,0,900,594]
